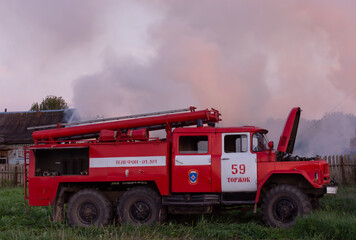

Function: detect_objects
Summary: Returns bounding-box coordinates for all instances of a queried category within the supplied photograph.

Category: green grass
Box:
[0,186,355,240]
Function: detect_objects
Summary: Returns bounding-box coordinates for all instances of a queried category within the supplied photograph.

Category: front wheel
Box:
[261,185,311,228]
[117,187,166,226]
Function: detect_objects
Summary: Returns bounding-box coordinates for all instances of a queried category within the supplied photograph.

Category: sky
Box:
[1,0,356,128]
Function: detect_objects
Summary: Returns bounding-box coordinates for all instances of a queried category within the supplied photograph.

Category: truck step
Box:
[221,192,256,204]
[162,194,220,206]
[221,200,255,205]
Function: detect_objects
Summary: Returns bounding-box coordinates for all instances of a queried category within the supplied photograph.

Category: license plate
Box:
[326,186,338,194]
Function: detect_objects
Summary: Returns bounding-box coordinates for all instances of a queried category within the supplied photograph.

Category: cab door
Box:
[221,133,257,192]
[171,134,212,192]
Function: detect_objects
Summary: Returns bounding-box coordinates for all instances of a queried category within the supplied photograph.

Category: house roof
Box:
[0,109,76,144]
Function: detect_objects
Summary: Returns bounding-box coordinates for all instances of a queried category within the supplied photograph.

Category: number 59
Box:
[232,164,245,174]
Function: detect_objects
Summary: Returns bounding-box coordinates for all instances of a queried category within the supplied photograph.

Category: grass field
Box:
[0,186,355,240]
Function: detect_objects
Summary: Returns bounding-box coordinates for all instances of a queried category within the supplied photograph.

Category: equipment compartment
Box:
[34,148,89,176]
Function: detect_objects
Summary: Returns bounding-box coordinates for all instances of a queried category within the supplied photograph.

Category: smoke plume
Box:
[72,0,356,124]
[262,112,356,157]
[2,1,356,156]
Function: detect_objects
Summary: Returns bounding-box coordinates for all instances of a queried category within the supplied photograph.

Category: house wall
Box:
[6,144,30,164]
[0,150,7,164]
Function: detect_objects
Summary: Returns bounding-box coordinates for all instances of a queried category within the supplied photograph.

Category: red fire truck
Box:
[25,107,336,228]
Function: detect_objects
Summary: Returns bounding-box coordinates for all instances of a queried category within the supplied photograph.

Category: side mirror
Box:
[268,141,274,150]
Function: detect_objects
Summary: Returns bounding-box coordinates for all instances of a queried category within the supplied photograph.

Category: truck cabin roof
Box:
[173,126,268,134]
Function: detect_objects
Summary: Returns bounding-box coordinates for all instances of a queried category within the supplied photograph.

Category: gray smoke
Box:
[261,113,356,157]
[71,0,356,123]
[70,1,356,156]
[2,0,356,156]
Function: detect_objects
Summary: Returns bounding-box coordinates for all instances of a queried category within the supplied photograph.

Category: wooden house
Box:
[0,109,76,164]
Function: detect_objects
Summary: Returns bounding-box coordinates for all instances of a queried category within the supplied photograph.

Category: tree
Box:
[30,95,69,111]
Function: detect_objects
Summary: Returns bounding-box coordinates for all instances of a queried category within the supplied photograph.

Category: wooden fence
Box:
[0,164,26,187]
[323,154,356,185]
[0,154,355,187]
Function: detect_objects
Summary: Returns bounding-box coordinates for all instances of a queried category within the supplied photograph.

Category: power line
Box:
[298,85,356,138]
[328,86,356,113]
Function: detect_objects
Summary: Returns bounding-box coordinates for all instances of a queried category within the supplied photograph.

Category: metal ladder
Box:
[27,107,197,130]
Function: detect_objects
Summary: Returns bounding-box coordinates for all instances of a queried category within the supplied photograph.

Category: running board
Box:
[162,194,220,206]
[221,192,256,205]
[221,200,255,205]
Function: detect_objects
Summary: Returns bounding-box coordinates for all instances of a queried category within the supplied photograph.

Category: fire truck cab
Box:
[25,107,336,228]
[171,126,262,194]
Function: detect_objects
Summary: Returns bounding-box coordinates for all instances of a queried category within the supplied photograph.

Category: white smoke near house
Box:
[261,113,356,157]
[1,1,356,156]
[70,1,356,156]
[296,113,356,156]
[72,0,356,124]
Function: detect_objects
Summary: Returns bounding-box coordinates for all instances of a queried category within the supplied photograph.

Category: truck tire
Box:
[117,186,166,226]
[67,189,113,227]
[261,184,311,228]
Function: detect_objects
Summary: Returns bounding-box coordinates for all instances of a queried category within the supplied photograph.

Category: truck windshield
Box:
[252,132,268,152]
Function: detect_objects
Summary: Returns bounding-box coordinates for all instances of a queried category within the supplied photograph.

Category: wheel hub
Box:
[130,201,151,223]
[274,199,297,223]
[79,202,98,224]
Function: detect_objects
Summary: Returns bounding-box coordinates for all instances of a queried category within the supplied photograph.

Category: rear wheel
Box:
[67,189,113,227]
[261,185,311,228]
[117,187,166,226]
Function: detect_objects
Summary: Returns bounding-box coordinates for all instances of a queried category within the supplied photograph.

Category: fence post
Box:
[0,165,3,186]
[332,155,335,165]
[354,154,356,184]
[340,156,346,185]
[13,165,18,186]
[348,155,351,183]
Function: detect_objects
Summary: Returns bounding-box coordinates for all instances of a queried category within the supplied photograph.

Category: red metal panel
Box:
[171,132,213,193]
[172,166,211,192]
[174,126,267,134]
[277,107,301,153]
[28,149,59,206]
[28,177,59,206]
[27,141,170,206]
[89,142,169,195]
[211,132,222,192]
[255,159,329,203]
[257,160,327,186]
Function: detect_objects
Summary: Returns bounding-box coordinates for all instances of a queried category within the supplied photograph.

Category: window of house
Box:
[224,134,248,153]
[179,136,208,154]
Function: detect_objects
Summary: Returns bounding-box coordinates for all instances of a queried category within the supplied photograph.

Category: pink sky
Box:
[1,0,356,125]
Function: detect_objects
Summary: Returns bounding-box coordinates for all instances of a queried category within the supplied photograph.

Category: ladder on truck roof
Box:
[28,107,198,130]
[30,107,221,142]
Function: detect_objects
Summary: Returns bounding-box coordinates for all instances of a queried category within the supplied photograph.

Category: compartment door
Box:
[171,135,212,192]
